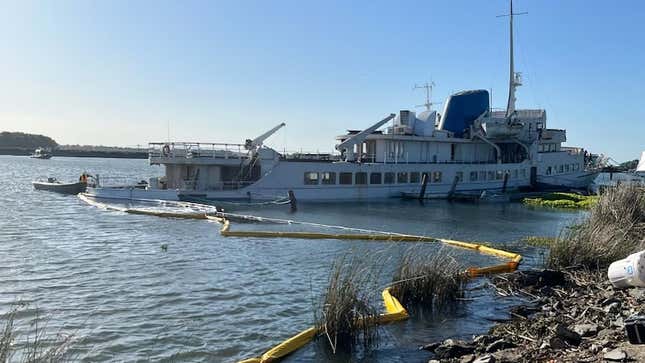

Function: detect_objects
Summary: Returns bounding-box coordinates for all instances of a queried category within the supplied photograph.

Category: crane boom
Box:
[245,122,286,150]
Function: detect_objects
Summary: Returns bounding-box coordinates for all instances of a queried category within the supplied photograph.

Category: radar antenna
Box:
[413,81,439,111]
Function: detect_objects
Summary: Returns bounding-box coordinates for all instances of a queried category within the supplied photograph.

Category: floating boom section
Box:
[245,122,286,150]
[336,114,395,161]
[438,90,489,138]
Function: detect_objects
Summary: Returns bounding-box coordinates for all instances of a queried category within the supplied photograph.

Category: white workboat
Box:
[86,1,599,202]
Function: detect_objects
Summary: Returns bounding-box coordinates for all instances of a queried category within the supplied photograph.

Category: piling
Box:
[288,190,297,212]
[418,173,429,199]
[502,172,509,193]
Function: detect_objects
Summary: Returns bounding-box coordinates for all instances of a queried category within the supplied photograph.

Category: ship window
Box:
[470,171,478,182]
[321,172,336,185]
[384,172,395,184]
[432,171,442,183]
[521,169,527,178]
[536,122,544,130]
[370,173,382,184]
[355,172,368,185]
[488,171,495,180]
[455,172,463,182]
[546,167,552,175]
[339,172,353,185]
[304,172,319,185]
[397,172,408,183]
[574,164,580,171]
[565,164,570,172]
[496,171,503,180]
[539,144,544,152]
[450,144,455,161]
[410,172,420,183]
[513,169,518,179]
[558,165,564,173]
[479,171,487,181]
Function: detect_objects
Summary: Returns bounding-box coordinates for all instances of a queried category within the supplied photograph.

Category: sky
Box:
[1,0,643,161]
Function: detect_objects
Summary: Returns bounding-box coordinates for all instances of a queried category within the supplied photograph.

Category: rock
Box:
[573,323,599,337]
[485,339,517,353]
[549,336,567,350]
[493,349,522,362]
[590,343,602,354]
[601,297,621,306]
[473,334,498,346]
[460,354,475,363]
[428,360,440,363]
[605,302,621,314]
[473,355,496,363]
[628,288,645,301]
[555,324,582,346]
[434,339,475,359]
[611,317,624,328]
[603,348,627,361]
[420,341,442,352]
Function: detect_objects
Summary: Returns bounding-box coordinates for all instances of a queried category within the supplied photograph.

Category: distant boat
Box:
[32,177,86,194]
[30,147,53,159]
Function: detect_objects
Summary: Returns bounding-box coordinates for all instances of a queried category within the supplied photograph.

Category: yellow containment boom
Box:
[214,217,523,363]
[77,194,523,363]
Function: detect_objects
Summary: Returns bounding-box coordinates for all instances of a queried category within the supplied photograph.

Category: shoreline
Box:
[423,269,645,362]
[0,148,147,159]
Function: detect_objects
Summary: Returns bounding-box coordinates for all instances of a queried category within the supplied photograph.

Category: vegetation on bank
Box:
[523,192,598,209]
[0,132,58,150]
[314,255,380,353]
[547,185,645,270]
[390,248,465,309]
[0,303,76,362]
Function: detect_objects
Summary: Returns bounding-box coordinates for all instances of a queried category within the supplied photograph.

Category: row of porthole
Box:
[303,171,443,186]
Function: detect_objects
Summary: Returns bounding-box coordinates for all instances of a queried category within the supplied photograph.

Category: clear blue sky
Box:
[1,0,643,161]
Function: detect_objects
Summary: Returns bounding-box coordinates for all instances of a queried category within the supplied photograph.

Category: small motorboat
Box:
[32,177,87,195]
[30,147,53,159]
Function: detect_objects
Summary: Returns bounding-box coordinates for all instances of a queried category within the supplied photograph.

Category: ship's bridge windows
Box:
[565,164,570,172]
[339,172,353,185]
[558,165,564,173]
[384,172,395,184]
[304,172,319,185]
[513,169,518,179]
[455,172,463,182]
[521,169,527,178]
[479,171,487,181]
[496,171,504,180]
[355,172,368,185]
[470,171,478,182]
[321,172,336,185]
[546,166,552,175]
[488,171,495,180]
[574,164,580,171]
[397,172,408,184]
[432,171,442,183]
[370,173,382,184]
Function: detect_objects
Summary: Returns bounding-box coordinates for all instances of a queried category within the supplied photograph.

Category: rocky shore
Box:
[422,270,645,363]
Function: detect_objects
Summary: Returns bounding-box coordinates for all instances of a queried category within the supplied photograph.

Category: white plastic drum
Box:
[608,251,645,288]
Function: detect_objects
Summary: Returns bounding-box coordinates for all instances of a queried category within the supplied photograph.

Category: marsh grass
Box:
[389,247,466,311]
[523,192,599,209]
[548,185,645,269]
[314,254,381,354]
[0,303,76,363]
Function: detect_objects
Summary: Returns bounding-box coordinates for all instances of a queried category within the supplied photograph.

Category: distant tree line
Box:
[0,131,58,149]
[618,159,639,171]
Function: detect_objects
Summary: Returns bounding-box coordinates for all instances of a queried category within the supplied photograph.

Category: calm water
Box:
[0,155,585,362]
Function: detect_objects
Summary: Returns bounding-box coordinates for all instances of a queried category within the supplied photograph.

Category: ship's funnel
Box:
[438,90,489,137]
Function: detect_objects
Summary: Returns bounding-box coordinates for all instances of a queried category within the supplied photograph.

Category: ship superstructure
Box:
[86,1,598,202]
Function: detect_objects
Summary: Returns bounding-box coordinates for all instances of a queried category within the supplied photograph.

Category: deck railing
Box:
[148,142,248,160]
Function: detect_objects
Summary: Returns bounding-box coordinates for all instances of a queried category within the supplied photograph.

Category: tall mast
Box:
[504,0,525,118]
